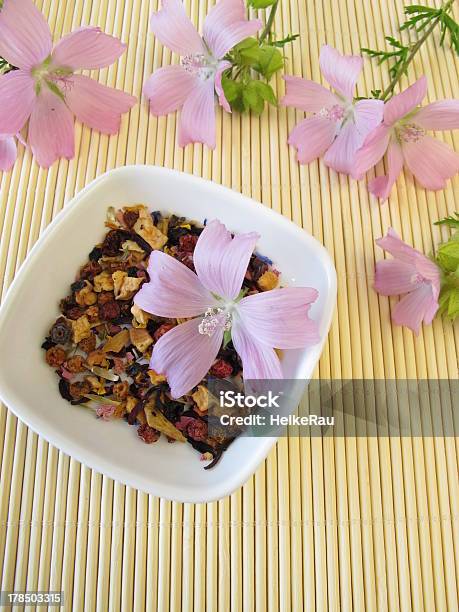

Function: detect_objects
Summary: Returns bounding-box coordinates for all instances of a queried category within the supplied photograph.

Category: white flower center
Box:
[198,306,233,337]
[317,104,346,122]
[397,123,425,143]
[181,53,217,81]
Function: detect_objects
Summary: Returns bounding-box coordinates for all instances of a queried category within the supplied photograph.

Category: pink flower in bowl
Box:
[134,219,320,399]
[353,77,459,199]
[143,0,262,148]
[0,0,137,168]
[281,45,384,174]
[374,228,441,335]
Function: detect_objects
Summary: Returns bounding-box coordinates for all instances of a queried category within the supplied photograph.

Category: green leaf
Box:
[223,329,232,349]
[447,288,459,318]
[247,0,277,7]
[272,34,299,48]
[232,37,262,67]
[242,80,277,114]
[436,238,459,273]
[253,44,284,80]
[221,73,247,113]
[434,213,459,230]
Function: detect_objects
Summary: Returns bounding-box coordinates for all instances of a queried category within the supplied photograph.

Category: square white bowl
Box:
[0,166,336,503]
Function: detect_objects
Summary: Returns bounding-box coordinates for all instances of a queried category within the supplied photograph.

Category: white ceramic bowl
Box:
[0,166,336,503]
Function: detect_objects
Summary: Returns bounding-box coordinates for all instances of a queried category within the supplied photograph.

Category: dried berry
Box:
[89,246,103,261]
[69,381,91,399]
[137,423,160,444]
[79,260,102,280]
[99,300,121,321]
[85,305,99,323]
[102,230,129,257]
[179,234,198,253]
[66,306,86,321]
[124,210,139,228]
[97,291,115,305]
[46,346,67,367]
[78,334,97,354]
[210,359,233,379]
[187,419,208,442]
[154,323,175,341]
[50,317,72,345]
[66,356,86,373]
[113,381,129,400]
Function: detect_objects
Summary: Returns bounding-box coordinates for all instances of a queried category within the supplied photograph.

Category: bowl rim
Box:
[0,165,337,502]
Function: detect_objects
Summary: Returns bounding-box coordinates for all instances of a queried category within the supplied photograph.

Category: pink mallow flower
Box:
[281,45,384,174]
[0,135,16,171]
[354,76,459,199]
[134,220,320,399]
[143,0,262,148]
[0,0,136,168]
[374,228,441,335]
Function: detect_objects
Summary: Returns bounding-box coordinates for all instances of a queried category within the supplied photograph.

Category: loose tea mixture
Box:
[42,206,280,468]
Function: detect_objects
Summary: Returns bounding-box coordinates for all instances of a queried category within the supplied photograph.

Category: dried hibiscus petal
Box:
[137,423,160,444]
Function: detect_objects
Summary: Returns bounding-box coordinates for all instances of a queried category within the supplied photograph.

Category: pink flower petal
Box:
[287,116,337,165]
[204,17,263,60]
[383,76,427,126]
[414,100,459,130]
[52,26,127,70]
[0,136,17,171]
[151,318,224,399]
[368,138,404,199]
[0,0,52,69]
[150,0,205,57]
[0,70,36,135]
[231,319,283,379]
[194,219,259,301]
[352,124,391,179]
[374,259,421,296]
[391,284,438,335]
[237,287,320,349]
[203,0,245,48]
[64,74,136,135]
[402,135,459,191]
[354,98,384,136]
[323,120,363,174]
[134,250,217,318]
[143,65,197,115]
[376,229,440,295]
[215,60,232,112]
[319,44,363,100]
[28,86,75,168]
[281,75,338,113]
[178,78,217,148]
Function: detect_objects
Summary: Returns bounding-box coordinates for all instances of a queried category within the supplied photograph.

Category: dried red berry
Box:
[123,210,139,229]
[187,419,208,442]
[78,334,97,354]
[79,260,102,280]
[137,423,160,444]
[179,234,198,253]
[210,359,233,379]
[69,381,91,399]
[154,323,175,341]
[46,346,67,367]
[97,292,114,305]
[99,300,121,321]
[102,230,126,257]
[66,356,86,373]
[50,317,72,345]
[66,306,86,321]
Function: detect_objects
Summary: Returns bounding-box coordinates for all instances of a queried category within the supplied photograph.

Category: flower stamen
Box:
[198,307,232,337]
[181,53,216,81]
[398,123,426,143]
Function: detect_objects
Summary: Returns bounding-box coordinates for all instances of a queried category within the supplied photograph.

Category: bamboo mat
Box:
[0,0,458,610]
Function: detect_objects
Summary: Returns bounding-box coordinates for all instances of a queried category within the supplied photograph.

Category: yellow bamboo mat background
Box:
[0,0,458,610]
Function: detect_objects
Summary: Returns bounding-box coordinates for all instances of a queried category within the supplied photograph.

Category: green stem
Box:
[259,0,280,44]
[381,0,456,101]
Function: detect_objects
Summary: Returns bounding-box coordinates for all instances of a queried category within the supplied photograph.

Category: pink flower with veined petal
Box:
[281,45,384,173]
[374,228,441,335]
[0,135,16,171]
[354,76,459,199]
[143,0,262,148]
[0,0,136,168]
[134,220,320,399]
